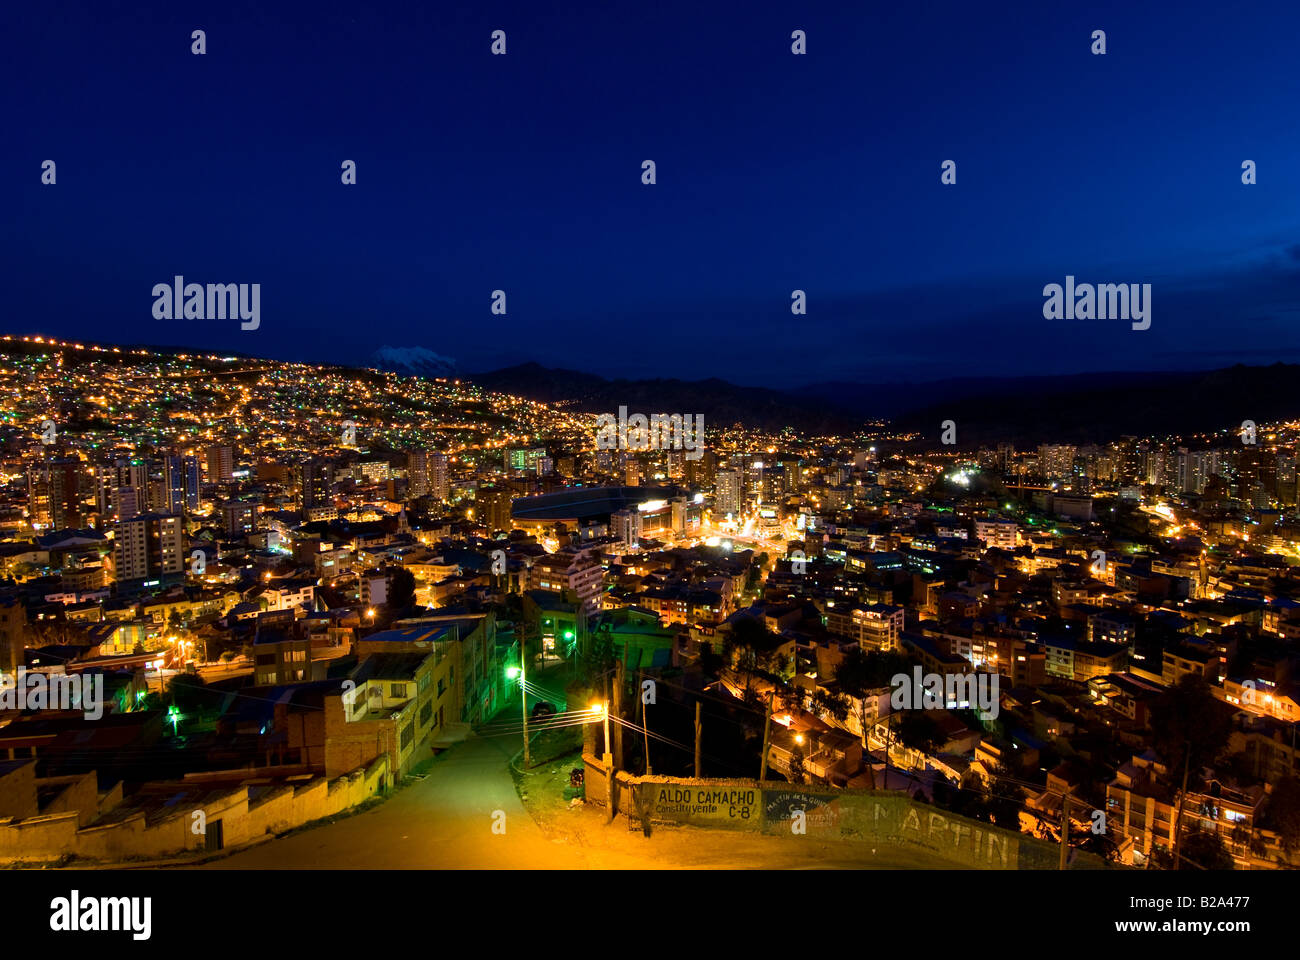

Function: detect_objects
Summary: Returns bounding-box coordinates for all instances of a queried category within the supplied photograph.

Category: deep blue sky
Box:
[5,0,1300,385]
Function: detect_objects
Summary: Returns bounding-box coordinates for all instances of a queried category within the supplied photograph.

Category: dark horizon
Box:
[8,327,1300,393]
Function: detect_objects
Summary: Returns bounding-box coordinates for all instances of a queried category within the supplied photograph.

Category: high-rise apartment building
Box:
[114,512,184,586]
[714,468,743,519]
[205,444,234,482]
[183,455,202,512]
[162,455,186,514]
[299,459,335,518]
[1038,444,1077,481]
[94,459,144,518]
[407,449,429,498]
[27,458,83,531]
[408,450,450,502]
[1176,448,1223,495]
[477,486,513,534]
[429,451,449,501]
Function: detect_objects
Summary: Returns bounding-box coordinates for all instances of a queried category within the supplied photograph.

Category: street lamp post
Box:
[520,648,530,768]
[602,676,615,822]
[506,661,529,769]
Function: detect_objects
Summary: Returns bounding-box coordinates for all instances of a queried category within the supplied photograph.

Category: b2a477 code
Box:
[1201,897,1249,909]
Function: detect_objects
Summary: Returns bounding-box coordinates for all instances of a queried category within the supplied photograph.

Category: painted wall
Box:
[583,754,1109,870]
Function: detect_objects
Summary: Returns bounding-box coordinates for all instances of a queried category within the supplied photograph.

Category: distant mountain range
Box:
[846,365,1296,445]
[369,345,459,378]
[468,362,864,434]
[468,361,1300,445]
[7,335,1296,444]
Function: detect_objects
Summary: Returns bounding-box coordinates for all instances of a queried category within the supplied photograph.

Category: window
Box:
[420,700,432,727]
[400,721,414,750]
[390,683,406,698]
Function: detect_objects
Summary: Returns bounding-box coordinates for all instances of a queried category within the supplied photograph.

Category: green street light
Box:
[505,666,521,680]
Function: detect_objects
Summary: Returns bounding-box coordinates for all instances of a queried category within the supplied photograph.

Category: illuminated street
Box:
[197,733,956,870]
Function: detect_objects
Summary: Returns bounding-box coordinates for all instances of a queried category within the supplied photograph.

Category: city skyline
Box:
[1,332,1298,880]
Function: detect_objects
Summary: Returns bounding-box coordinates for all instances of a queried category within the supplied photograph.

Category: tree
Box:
[386,567,417,614]
[1149,675,1233,866]
[895,711,942,763]
[834,647,911,789]
[789,744,806,784]
[578,629,617,687]
[137,691,164,711]
[1264,776,1300,855]
[1178,830,1235,871]
[811,688,851,723]
[1077,822,1119,863]
[724,616,786,696]
[11,561,39,581]
[988,783,1026,830]
[932,771,986,821]
[698,642,725,678]
[168,672,208,712]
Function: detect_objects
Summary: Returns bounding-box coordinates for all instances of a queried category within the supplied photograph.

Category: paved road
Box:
[194,733,954,870]
[193,663,955,870]
[201,733,600,869]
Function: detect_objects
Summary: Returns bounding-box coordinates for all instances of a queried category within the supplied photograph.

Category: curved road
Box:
[194,662,953,870]
[201,733,605,869]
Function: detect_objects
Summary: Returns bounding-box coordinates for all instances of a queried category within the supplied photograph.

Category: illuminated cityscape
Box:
[0,331,1297,880]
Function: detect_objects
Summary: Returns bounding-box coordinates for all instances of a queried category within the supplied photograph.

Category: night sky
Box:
[6,0,1300,385]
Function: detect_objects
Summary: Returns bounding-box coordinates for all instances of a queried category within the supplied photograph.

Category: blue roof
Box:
[361,625,452,645]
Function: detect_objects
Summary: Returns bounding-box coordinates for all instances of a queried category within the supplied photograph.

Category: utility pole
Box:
[612,657,625,772]
[639,671,652,776]
[603,675,615,823]
[694,700,702,778]
[520,631,530,769]
[1173,742,1191,869]
[1058,790,1071,870]
[758,690,772,783]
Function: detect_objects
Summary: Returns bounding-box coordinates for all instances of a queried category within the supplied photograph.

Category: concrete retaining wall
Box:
[0,755,389,865]
[583,754,1106,870]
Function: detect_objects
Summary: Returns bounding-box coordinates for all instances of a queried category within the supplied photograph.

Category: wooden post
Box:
[1059,791,1071,870]
[613,658,625,772]
[694,700,702,778]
